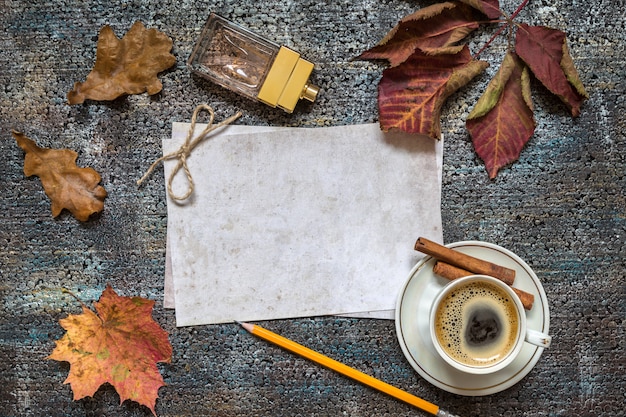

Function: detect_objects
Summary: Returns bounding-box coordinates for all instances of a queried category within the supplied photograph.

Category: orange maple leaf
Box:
[68,21,176,104]
[48,285,172,416]
[12,130,107,221]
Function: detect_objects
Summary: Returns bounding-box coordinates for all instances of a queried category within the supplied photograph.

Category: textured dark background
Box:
[1,0,624,416]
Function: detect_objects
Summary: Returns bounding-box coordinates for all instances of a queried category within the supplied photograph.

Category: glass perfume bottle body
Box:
[188,13,318,113]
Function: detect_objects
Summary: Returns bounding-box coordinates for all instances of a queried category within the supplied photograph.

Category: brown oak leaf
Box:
[515,24,588,117]
[12,130,107,221]
[48,285,172,416]
[378,45,488,138]
[357,1,479,67]
[466,52,535,178]
[68,21,176,104]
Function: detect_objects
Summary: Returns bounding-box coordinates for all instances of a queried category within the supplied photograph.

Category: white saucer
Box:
[395,241,550,396]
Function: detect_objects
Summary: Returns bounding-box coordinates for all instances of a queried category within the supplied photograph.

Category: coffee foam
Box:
[434,281,519,367]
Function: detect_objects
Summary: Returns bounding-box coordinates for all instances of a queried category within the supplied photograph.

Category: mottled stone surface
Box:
[0,1,624,416]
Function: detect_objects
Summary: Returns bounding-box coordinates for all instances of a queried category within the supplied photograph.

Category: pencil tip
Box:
[236,321,253,332]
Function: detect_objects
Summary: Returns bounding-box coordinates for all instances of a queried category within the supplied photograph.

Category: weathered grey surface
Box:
[0,1,624,416]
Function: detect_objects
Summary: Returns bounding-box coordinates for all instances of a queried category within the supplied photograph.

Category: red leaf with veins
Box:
[378,45,488,138]
[459,0,501,19]
[516,24,588,117]
[466,52,535,178]
[357,1,479,67]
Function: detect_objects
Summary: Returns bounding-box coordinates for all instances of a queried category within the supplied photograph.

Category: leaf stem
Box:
[510,0,530,20]
[62,287,90,311]
[474,0,530,58]
[474,23,508,58]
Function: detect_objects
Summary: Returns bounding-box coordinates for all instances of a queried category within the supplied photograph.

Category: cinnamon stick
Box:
[414,237,516,285]
[433,261,534,310]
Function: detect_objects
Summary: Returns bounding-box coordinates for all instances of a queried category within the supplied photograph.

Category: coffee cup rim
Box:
[429,274,526,375]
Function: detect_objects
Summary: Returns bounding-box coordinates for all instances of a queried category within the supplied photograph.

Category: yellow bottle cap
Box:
[301,83,320,103]
[257,46,319,113]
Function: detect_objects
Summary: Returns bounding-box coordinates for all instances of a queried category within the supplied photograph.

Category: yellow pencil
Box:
[238,322,459,417]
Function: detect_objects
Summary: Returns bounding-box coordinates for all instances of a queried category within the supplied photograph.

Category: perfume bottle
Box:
[188,13,319,113]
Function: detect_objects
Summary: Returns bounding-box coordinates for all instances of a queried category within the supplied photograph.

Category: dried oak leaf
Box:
[466,52,536,178]
[378,45,488,138]
[515,24,588,117]
[12,130,107,221]
[68,21,176,105]
[357,1,480,67]
[458,0,501,19]
[48,285,172,416]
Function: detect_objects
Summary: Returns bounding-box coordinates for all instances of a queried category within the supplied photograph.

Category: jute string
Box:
[137,104,242,201]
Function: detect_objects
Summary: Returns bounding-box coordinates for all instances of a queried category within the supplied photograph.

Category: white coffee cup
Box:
[430,275,551,374]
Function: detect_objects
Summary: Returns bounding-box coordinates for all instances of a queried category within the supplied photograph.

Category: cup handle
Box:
[525,328,552,348]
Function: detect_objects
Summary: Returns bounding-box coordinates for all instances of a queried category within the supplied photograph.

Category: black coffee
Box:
[466,307,501,345]
[434,281,519,367]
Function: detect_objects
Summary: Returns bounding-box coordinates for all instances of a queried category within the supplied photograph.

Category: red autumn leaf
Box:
[459,0,501,19]
[378,45,488,138]
[466,52,535,178]
[12,130,107,221]
[357,1,479,67]
[515,24,588,117]
[48,285,172,416]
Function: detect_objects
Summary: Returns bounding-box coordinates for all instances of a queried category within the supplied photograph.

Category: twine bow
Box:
[137,104,242,201]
